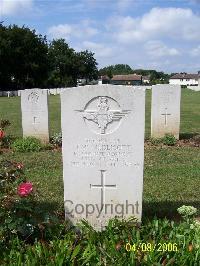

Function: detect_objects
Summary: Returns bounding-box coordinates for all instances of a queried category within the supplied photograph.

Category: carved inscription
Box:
[28,92,39,104]
[160,90,174,105]
[69,138,139,168]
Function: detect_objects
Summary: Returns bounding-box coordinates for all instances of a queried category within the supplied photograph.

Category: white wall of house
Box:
[169,78,198,86]
[143,79,150,84]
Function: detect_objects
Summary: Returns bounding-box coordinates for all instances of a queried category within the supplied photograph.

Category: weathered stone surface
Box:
[21,89,49,143]
[151,84,181,139]
[61,85,145,229]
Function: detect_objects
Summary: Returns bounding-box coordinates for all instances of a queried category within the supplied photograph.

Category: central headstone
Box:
[61,85,145,229]
[21,89,49,143]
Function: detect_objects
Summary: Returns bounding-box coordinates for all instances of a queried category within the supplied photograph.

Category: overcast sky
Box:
[1,0,200,73]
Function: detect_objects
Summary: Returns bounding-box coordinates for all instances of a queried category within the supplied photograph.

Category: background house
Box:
[98,75,110,85]
[169,72,200,86]
[110,74,142,85]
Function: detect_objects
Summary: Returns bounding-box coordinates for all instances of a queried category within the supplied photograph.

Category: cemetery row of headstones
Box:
[0,82,199,98]
[0,88,66,97]
[21,85,181,143]
[19,85,181,229]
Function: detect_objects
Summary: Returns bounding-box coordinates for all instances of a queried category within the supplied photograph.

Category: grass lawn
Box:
[0,88,200,138]
[1,145,200,219]
[0,88,200,219]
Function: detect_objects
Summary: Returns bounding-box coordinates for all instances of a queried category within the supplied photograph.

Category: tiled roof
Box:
[170,73,199,79]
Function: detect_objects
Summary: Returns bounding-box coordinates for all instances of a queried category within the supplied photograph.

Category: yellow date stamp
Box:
[125,242,178,252]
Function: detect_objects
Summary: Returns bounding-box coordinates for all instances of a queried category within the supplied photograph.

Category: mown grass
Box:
[0,88,200,138]
[1,145,199,219]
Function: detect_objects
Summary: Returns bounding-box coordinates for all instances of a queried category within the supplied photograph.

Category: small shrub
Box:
[43,143,53,150]
[1,135,15,149]
[0,160,34,241]
[12,137,43,152]
[177,205,197,218]
[0,160,58,246]
[51,132,62,147]
[193,134,200,145]
[150,134,177,146]
[181,85,187,89]
[150,137,162,146]
[162,134,177,146]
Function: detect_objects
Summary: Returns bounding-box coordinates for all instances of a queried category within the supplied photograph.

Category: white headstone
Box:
[21,89,49,143]
[133,86,152,90]
[61,85,145,229]
[56,88,61,94]
[151,84,181,139]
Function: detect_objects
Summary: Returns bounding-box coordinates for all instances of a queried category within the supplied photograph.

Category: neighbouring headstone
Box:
[21,89,49,143]
[151,84,181,139]
[133,86,152,90]
[56,88,61,94]
[61,85,145,229]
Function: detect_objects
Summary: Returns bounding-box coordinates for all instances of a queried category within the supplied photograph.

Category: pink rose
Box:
[18,182,33,197]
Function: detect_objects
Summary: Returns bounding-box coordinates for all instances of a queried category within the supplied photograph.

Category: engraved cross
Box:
[90,170,117,207]
[32,116,40,131]
[33,116,39,124]
[161,108,171,126]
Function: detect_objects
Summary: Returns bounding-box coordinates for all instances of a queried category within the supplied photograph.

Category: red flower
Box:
[0,129,5,139]
[17,182,33,197]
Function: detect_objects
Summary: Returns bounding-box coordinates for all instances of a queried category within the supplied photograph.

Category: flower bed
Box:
[0,160,199,264]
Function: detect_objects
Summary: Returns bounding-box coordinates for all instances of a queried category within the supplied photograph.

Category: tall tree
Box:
[76,50,98,83]
[0,23,10,89]
[47,39,77,87]
[99,64,133,77]
[0,25,99,89]
[0,24,49,90]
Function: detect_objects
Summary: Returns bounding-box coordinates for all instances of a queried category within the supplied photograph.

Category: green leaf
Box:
[70,244,81,261]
